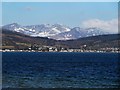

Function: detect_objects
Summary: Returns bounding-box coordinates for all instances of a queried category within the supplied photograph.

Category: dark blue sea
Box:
[2,52,120,88]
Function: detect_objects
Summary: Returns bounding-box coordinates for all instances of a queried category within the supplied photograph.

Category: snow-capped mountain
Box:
[2,23,71,37]
[2,23,109,40]
[50,27,109,40]
[49,27,87,40]
[2,23,35,35]
[25,24,70,37]
[2,23,22,32]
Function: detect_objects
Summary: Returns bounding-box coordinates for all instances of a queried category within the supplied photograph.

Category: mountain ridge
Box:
[1,29,120,50]
[2,23,109,40]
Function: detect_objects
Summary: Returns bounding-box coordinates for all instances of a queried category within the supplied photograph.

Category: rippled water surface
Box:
[2,52,120,88]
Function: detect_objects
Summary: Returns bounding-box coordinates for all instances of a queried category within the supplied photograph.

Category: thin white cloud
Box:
[81,19,118,33]
[25,7,33,11]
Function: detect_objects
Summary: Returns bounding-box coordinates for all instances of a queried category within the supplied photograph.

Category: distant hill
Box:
[2,29,57,50]
[60,34,120,49]
[1,29,120,50]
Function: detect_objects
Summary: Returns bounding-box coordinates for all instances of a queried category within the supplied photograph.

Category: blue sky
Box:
[2,2,118,29]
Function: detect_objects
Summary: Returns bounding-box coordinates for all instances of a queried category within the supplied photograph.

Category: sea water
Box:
[2,52,120,88]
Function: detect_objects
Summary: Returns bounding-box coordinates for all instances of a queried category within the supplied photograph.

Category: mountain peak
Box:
[8,23,20,27]
[2,23,109,40]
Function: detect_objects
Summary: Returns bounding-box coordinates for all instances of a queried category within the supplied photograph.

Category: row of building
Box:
[1,45,120,53]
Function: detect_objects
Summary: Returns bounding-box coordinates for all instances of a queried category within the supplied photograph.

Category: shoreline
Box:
[1,50,119,53]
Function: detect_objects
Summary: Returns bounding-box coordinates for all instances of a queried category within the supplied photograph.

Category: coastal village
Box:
[2,28,120,53]
[1,44,120,53]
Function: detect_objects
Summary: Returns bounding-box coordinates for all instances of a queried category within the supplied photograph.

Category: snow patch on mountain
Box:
[2,23,71,37]
[2,23,109,40]
[50,27,109,40]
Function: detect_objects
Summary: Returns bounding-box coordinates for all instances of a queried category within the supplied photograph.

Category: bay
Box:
[2,52,120,88]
